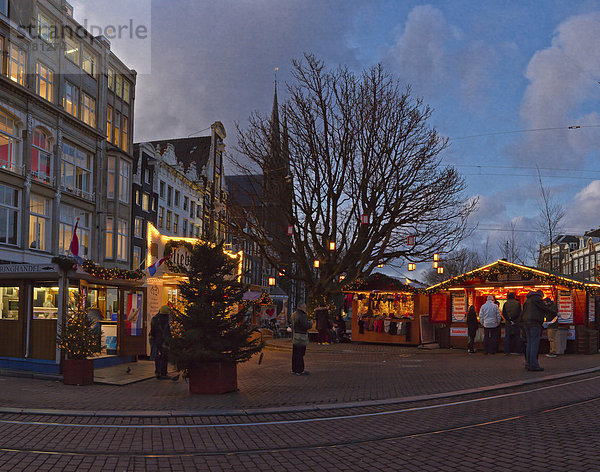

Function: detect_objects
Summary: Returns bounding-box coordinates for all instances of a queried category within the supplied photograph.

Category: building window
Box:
[167,186,173,206]
[64,81,79,117]
[64,36,79,64]
[59,206,90,257]
[135,189,140,205]
[190,201,195,219]
[123,80,130,103]
[0,184,18,245]
[31,129,52,183]
[82,93,96,127]
[107,155,115,199]
[144,168,150,184]
[82,49,95,76]
[37,11,55,45]
[142,193,150,212]
[183,196,188,211]
[114,112,121,148]
[122,116,129,152]
[173,214,179,234]
[108,67,115,90]
[134,217,143,238]
[105,216,113,258]
[183,218,187,236]
[36,62,53,102]
[117,219,128,261]
[174,190,180,208]
[116,74,123,98]
[61,142,92,198]
[0,110,20,173]
[106,105,113,142]
[0,1,7,16]
[133,246,142,270]
[166,210,172,230]
[159,181,165,199]
[9,44,26,86]
[158,206,164,228]
[119,160,130,203]
[29,195,50,251]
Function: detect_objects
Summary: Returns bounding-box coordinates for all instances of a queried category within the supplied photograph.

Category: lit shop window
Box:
[33,285,59,320]
[0,287,19,320]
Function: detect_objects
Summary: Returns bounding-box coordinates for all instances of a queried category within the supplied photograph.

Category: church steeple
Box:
[269,80,282,166]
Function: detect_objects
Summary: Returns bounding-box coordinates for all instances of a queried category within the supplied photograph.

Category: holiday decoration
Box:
[51,256,144,281]
[57,294,102,360]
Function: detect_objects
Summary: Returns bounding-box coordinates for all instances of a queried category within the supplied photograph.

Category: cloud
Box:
[564,180,600,232]
[516,11,600,167]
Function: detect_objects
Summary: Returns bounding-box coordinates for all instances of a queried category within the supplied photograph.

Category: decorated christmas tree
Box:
[57,294,102,360]
[169,241,264,375]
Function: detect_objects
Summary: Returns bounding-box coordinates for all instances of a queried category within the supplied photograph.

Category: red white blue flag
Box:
[148,255,169,276]
[69,218,84,265]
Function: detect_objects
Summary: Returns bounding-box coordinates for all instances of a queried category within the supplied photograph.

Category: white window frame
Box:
[31,128,52,183]
[119,160,130,203]
[105,216,114,259]
[107,155,115,199]
[0,184,19,246]
[134,217,143,238]
[64,81,79,117]
[0,110,21,173]
[36,62,53,102]
[37,11,55,45]
[106,105,113,142]
[142,193,149,212]
[82,49,96,76]
[61,142,93,198]
[59,206,90,257]
[29,194,50,251]
[117,219,128,261]
[64,36,79,65]
[9,44,26,86]
[82,92,96,127]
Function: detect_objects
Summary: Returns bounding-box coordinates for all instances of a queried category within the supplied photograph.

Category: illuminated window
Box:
[64,36,79,64]
[158,206,164,228]
[61,142,92,198]
[82,49,95,76]
[108,68,115,90]
[36,62,53,102]
[173,214,179,234]
[119,160,130,203]
[121,116,129,152]
[63,81,78,117]
[31,129,52,183]
[82,93,96,127]
[114,112,121,147]
[142,193,149,212]
[37,11,55,45]
[117,219,128,261]
[0,110,20,172]
[123,80,130,103]
[106,105,113,141]
[9,44,26,85]
[105,216,113,258]
[133,246,141,270]
[29,195,50,251]
[166,210,172,230]
[134,217,143,238]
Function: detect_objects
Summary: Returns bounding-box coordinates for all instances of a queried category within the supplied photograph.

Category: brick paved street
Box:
[1,342,600,471]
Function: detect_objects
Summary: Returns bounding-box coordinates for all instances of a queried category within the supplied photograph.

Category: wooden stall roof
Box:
[426,259,600,295]
[344,272,427,293]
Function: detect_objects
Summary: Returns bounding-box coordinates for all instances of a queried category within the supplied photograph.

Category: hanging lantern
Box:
[377,261,384,268]
[407,235,415,246]
[433,261,438,269]
[278,270,285,277]
[287,225,293,236]
[437,267,444,274]
[329,241,336,251]
[361,214,370,225]
[339,274,346,282]
[408,263,416,271]
[268,277,276,286]
[314,260,320,268]
[433,253,439,262]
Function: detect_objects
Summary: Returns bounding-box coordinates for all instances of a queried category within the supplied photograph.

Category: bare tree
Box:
[227,55,477,306]
[536,166,566,270]
[423,247,482,285]
[497,221,524,264]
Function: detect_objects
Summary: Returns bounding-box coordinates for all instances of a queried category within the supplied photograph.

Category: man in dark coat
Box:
[466,305,479,354]
[149,305,171,379]
[522,290,556,371]
[502,292,522,355]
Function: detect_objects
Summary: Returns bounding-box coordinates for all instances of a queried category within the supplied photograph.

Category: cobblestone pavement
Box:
[1,341,599,413]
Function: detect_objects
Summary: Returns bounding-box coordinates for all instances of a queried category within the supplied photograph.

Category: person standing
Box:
[149,305,171,379]
[290,303,311,375]
[334,312,347,343]
[479,295,501,355]
[544,297,560,358]
[522,290,556,371]
[502,293,522,355]
[466,305,479,354]
[315,306,330,344]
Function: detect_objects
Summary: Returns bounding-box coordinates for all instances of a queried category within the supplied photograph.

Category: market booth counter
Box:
[426,260,600,354]
[345,274,431,346]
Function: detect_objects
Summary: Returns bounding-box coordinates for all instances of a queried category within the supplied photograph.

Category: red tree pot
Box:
[62,358,94,386]
[188,362,237,394]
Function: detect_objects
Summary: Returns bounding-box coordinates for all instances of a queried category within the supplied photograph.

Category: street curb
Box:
[2,366,600,418]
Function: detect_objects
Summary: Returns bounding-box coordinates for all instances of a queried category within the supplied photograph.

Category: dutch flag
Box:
[69,218,84,265]
[148,255,170,277]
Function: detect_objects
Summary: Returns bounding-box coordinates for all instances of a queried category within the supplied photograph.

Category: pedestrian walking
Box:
[502,292,522,355]
[149,305,171,379]
[466,305,479,354]
[479,295,501,355]
[315,306,330,344]
[522,290,556,371]
[544,297,560,358]
[290,303,311,375]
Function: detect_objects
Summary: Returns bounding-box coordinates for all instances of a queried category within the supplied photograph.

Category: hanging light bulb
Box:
[377,261,384,268]
[314,260,320,268]
[433,261,438,269]
[433,253,439,262]
[329,241,336,251]
[268,277,276,286]
[437,267,444,274]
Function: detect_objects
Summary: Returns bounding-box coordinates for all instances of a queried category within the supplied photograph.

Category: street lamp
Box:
[329,241,336,251]
[314,260,320,268]
[268,277,275,286]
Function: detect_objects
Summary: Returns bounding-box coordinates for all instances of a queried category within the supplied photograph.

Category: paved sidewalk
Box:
[1,340,599,416]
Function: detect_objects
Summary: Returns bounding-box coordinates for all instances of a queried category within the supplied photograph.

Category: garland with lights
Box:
[427,260,600,295]
[344,272,425,294]
[51,256,145,281]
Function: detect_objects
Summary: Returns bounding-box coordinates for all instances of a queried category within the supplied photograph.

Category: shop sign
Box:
[450,327,467,337]
[492,272,530,282]
[147,282,163,316]
[0,263,55,273]
[171,246,192,271]
[259,305,277,320]
[558,290,573,324]
[451,293,466,322]
[590,296,596,323]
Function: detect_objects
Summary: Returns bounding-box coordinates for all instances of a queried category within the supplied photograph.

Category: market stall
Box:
[427,260,600,353]
[345,273,430,346]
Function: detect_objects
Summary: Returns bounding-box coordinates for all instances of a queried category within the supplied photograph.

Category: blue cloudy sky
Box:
[72,0,600,267]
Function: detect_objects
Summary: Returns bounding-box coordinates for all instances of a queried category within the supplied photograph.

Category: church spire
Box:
[269,78,281,165]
